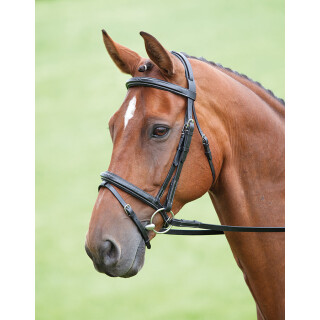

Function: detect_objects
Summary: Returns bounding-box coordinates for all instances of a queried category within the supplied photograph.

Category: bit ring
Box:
[145,208,174,234]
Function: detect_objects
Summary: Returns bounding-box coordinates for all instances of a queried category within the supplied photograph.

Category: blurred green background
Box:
[36,0,284,319]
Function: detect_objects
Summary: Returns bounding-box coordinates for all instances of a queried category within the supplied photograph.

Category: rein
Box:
[98,51,285,249]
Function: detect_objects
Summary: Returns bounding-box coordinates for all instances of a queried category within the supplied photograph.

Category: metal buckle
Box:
[123,204,131,215]
[185,118,194,129]
[202,135,208,144]
[145,208,174,234]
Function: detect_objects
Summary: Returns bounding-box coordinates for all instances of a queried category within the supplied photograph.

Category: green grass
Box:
[36,0,284,319]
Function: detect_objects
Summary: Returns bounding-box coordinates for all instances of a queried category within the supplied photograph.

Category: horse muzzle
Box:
[85,236,146,278]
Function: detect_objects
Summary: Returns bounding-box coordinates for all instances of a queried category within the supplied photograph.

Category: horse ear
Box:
[140,31,175,77]
[102,30,142,75]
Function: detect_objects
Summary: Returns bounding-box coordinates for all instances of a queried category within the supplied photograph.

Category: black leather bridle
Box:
[98,52,285,249]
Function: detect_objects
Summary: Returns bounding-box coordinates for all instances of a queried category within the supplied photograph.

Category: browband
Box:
[126,77,196,101]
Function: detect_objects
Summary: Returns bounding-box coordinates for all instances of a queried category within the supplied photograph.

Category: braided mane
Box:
[183,53,285,106]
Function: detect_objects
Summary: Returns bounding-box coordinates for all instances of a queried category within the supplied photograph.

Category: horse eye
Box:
[152,126,169,137]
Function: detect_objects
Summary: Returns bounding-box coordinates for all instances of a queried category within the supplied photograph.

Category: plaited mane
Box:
[183,53,285,106]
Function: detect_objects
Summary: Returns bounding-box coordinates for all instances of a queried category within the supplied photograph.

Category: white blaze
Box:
[124,96,136,129]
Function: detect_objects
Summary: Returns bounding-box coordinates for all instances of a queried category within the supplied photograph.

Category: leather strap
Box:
[126,77,196,100]
[165,218,285,234]
[162,229,224,235]
[171,51,196,121]
[163,120,194,211]
[192,104,216,183]
[100,171,162,210]
[103,183,151,249]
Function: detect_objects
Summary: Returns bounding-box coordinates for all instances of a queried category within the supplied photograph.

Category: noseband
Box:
[98,52,285,249]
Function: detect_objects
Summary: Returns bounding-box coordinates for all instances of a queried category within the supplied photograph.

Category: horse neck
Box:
[194,60,285,318]
[193,61,285,226]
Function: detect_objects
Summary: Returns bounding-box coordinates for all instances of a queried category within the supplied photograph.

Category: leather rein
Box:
[98,51,285,249]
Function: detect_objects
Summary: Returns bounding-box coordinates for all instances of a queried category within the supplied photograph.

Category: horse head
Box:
[85,31,215,277]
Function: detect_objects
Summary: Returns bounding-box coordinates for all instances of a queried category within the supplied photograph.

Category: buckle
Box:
[123,204,132,216]
[202,135,209,145]
[185,118,194,129]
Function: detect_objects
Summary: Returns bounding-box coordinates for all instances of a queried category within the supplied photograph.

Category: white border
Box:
[1,0,319,318]
[0,1,34,319]
[286,0,320,318]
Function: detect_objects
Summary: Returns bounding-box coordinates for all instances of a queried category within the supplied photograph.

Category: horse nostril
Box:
[100,240,120,267]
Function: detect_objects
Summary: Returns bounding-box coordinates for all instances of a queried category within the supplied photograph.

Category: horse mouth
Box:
[120,239,146,278]
[95,237,146,278]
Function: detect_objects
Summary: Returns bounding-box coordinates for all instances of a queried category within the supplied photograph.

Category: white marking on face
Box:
[124,96,136,129]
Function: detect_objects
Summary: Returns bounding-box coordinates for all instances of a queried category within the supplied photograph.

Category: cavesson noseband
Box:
[98,52,285,249]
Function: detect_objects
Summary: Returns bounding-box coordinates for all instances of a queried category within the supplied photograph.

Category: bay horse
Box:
[85,31,285,320]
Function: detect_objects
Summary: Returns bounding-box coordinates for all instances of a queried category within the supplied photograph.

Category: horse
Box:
[85,31,285,320]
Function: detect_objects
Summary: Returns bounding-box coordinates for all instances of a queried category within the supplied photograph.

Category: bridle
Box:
[98,52,285,249]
